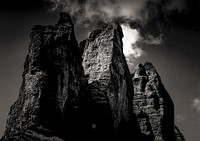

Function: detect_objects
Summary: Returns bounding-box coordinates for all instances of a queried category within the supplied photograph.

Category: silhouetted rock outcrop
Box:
[1,12,86,141]
[1,13,184,141]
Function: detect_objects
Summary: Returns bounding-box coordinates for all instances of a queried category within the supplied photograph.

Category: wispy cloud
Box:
[191,98,200,112]
[143,34,163,46]
[175,114,186,123]
[163,0,188,13]
[121,24,163,67]
[48,0,188,26]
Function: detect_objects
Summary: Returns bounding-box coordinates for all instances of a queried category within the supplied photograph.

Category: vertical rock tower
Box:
[1,13,85,141]
[81,23,139,139]
[132,62,185,141]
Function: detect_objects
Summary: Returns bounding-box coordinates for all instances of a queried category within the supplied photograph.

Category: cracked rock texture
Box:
[132,62,185,141]
[1,13,185,141]
[1,13,86,141]
[81,23,140,139]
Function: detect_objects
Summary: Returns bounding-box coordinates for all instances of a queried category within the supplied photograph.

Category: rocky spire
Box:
[132,62,185,141]
[80,22,140,139]
[1,13,85,141]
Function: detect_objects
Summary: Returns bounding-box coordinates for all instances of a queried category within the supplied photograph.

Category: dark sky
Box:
[0,0,200,141]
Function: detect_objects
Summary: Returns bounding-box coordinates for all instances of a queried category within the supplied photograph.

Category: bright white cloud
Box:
[191,98,200,112]
[121,24,145,58]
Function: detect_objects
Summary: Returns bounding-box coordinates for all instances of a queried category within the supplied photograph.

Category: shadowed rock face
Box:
[132,62,185,141]
[1,13,184,141]
[1,12,85,141]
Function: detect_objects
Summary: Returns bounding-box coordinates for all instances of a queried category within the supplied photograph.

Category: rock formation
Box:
[1,13,86,141]
[1,13,185,141]
[132,62,185,141]
[80,23,140,139]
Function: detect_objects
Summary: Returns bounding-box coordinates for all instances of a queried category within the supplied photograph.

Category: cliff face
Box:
[1,13,184,141]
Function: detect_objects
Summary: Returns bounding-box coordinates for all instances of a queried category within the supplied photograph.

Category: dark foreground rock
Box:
[1,12,86,141]
[1,13,185,141]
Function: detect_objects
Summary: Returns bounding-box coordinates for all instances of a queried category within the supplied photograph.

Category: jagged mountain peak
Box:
[1,13,185,141]
[57,12,73,25]
[134,62,158,76]
[87,22,123,41]
[133,62,184,141]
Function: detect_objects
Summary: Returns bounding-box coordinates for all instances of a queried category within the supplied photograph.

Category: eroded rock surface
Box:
[1,12,85,141]
[81,23,139,139]
[132,62,185,141]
